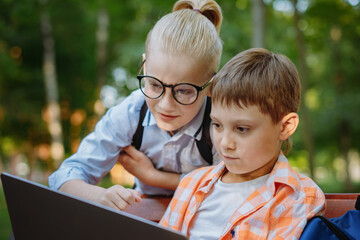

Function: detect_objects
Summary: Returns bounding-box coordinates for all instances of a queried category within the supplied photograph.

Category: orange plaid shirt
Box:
[160,155,326,240]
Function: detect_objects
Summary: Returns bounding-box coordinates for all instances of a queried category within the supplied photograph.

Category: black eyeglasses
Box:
[136,61,215,105]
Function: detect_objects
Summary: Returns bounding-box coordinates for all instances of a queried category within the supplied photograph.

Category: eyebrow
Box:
[210,114,254,125]
[144,74,197,86]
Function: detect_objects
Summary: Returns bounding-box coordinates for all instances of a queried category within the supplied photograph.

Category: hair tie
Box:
[193,8,202,13]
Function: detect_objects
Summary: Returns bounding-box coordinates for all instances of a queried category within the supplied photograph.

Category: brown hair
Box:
[210,48,301,154]
[146,0,223,75]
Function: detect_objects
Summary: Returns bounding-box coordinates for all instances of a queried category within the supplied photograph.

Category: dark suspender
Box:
[132,101,148,150]
[131,99,213,165]
[194,99,213,165]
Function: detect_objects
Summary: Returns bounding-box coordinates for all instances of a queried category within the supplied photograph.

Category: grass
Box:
[0,187,11,240]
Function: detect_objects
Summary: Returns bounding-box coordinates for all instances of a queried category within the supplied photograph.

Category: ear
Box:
[279,112,299,141]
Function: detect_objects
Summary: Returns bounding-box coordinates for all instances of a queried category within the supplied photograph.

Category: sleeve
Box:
[267,186,326,239]
[160,167,213,229]
[48,90,145,190]
[159,170,199,228]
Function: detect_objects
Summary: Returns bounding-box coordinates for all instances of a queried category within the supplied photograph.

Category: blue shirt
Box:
[48,89,219,196]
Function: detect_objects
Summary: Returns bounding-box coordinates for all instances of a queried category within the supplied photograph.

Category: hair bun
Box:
[173,0,222,34]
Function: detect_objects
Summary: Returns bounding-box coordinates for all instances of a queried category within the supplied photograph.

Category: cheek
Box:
[181,98,205,118]
[145,98,156,111]
[213,130,229,154]
[212,132,221,150]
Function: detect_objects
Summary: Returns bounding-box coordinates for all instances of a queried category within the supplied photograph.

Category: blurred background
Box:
[0,0,359,238]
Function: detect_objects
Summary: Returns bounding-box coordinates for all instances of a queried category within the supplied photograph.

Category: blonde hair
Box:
[146,0,223,74]
[211,48,301,154]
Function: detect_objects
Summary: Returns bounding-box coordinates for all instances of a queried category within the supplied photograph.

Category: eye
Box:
[149,81,162,90]
[174,85,196,96]
[211,122,221,129]
[237,126,249,133]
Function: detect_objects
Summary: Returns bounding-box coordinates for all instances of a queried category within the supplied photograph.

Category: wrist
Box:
[140,167,160,186]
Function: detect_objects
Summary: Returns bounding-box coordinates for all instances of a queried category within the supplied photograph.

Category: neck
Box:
[222,154,279,183]
[168,130,178,136]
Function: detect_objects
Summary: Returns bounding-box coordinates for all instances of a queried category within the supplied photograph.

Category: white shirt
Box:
[48,89,219,195]
[189,173,269,240]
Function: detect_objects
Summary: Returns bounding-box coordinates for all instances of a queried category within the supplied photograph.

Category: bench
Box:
[324,193,359,218]
[124,195,171,222]
[123,193,359,222]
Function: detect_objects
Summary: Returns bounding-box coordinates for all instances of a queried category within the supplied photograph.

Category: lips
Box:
[222,154,238,161]
[159,113,178,122]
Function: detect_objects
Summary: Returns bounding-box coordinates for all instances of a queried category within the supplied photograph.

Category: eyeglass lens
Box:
[140,76,198,105]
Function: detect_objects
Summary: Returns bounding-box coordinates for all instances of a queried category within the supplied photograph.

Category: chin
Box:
[224,163,246,174]
[157,122,179,132]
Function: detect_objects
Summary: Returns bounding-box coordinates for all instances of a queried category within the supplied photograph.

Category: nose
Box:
[158,87,177,110]
[220,132,236,150]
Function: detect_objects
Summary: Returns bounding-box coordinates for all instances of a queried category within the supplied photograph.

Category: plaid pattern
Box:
[160,155,326,240]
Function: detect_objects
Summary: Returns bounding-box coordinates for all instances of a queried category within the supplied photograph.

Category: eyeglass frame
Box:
[136,60,216,105]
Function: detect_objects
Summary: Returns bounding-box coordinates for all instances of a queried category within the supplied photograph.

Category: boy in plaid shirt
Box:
[160,48,325,240]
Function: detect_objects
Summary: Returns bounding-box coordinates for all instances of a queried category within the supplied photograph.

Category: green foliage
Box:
[0,0,360,236]
[0,0,360,190]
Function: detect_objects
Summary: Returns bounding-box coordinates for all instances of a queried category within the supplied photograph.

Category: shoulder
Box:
[95,89,146,138]
[108,89,145,115]
[103,89,145,124]
[270,155,325,211]
[297,173,325,205]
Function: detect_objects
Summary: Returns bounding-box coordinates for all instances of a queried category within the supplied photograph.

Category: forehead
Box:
[211,102,271,123]
[146,51,210,85]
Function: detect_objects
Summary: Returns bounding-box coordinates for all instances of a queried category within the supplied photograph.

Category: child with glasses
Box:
[159,48,326,239]
[49,0,223,211]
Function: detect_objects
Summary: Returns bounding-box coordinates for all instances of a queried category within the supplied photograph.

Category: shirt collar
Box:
[196,162,227,193]
[144,109,157,126]
[266,154,301,194]
[197,154,301,195]
[142,97,209,141]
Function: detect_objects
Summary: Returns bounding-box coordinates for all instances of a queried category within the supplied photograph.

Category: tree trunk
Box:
[331,25,352,191]
[292,0,315,180]
[40,0,64,169]
[251,0,265,48]
[96,8,109,96]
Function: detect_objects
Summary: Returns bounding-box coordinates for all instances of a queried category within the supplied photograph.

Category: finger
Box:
[122,145,136,156]
[111,197,128,211]
[118,152,130,165]
[115,187,139,206]
[118,150,127,163]
[108,200,124,211]
[130,190,142,203]
[123,145,143,159]
[107,188,131,210]
[99,192,126,211]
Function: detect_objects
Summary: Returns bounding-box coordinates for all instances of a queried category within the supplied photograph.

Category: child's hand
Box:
[119,145,180,190]
[118,146,156,184]
[98,185,141,211]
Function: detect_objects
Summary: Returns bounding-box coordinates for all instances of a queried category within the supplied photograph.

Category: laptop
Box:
[1,172,187,240]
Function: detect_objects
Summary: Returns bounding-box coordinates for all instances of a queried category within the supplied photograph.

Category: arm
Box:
[119,146,180,190]
[48,92,146,207]
[59,179,141,211]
